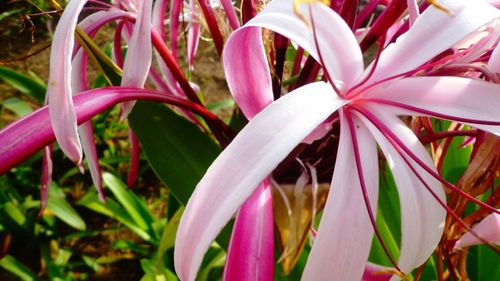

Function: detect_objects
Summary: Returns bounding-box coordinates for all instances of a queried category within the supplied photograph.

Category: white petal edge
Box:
[174,82,346,281]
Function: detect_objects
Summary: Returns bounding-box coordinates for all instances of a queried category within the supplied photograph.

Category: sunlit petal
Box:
[174,82,346,281]
[223,27,273,118]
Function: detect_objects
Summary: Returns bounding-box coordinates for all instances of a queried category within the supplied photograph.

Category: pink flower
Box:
[174,0,500,280]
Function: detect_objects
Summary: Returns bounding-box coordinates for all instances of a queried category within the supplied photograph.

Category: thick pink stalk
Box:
[223,180,274,281]
[127,129,141,187]
[0,87,229,175]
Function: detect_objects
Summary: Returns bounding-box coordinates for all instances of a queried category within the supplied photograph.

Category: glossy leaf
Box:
[0,255,36,281]
[102,173,154,232]
[129,101,221,204]
[77,189,152,241]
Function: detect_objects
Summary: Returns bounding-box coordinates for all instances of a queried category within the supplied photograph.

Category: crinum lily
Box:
[174,0,500,280]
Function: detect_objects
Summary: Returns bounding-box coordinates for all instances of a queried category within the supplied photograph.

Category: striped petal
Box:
[223,180,274,281]
[121,0,153,118]
[357,107,446,273]
[302,111,379,281]
[223,27,273,118]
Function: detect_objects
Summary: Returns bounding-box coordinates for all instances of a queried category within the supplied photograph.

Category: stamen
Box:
[353,107,499,215]
[293,0,330,27]
[419,129,477,145]
[352,108,500,252]
[427,0,454,17]
[344,111,403,274]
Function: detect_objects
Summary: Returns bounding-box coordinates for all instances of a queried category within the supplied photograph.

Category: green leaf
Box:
[77,190,152,241]
[2,97,33,116]
[46,196,86,231]
[129,101,221,204]
[75,29,122,86]
[129,102,237,249]
[102,173,155,236]
[368,163,401,267]
[0,67,46,103]
[0,202,27,227]
[0,255,37,281]
[156,207,184,263]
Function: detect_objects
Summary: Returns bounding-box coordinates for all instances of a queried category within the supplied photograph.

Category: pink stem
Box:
[0,87,230,175]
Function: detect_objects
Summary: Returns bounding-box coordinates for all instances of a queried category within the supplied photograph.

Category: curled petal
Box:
[455,211,500,249]
[223,27,273,118]
[47,0,88,164]
[302,112,379,281]
[174,82,346,281]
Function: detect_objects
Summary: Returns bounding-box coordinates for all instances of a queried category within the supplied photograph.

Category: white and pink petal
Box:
[174,82,346,281]
[302,111,379,281]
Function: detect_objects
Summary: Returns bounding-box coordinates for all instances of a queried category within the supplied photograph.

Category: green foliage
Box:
[129,101,221,204]
[0,66,46,103]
